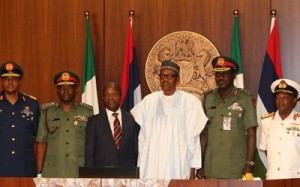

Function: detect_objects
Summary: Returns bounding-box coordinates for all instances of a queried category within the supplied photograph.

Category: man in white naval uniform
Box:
[131,60,207,179]
[259,78,300,179]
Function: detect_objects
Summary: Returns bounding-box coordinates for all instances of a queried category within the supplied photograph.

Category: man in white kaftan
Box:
[131,60,207,179]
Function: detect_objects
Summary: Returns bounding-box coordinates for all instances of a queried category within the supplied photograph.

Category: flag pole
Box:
[129,10,134,18]
[84,11,90,20]
[271,9,276,18]
[233,9,239,17]
[129,10,134,27]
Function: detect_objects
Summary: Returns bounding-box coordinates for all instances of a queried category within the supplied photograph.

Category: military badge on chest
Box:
[286,123,300,137]
[228,102,243,111]
[73,115,88,126]
[222,102,243,130]
[21,106,34,121]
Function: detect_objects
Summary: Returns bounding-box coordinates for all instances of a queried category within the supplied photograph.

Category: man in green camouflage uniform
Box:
[198,56,257,179]
[36,71,93,177]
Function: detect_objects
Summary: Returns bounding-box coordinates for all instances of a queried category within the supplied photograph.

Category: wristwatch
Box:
[245,161,255,166]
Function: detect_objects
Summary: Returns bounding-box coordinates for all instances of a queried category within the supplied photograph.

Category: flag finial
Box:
[84,11,90,20]
[271,9,277,18]
[233,9,239,17]
[129,10,134,18]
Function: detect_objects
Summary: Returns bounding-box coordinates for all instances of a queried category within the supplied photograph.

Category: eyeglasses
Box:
[159,73,178,79]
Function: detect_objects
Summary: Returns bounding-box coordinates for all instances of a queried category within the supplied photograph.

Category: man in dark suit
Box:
[85,81,138,167]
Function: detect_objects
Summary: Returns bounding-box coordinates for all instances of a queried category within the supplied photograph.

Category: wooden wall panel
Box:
[103,0,270,101]
[238,0,270,96]
[0,0,104,104]
[2,0,298,111]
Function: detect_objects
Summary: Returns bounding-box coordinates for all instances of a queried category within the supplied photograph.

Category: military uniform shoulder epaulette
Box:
[78,103,93,110]
[236,88,252,95]
[41,102,57,110]
[261,112,275,119]
[22,93,37,100]
[297,113,300,117]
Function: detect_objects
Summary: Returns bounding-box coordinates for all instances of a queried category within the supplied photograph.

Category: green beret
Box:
[212,56,239,72]
[0,61,24,77]
[53,71,80,86]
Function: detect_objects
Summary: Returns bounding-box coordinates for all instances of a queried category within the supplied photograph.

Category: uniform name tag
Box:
[223,116,231,130]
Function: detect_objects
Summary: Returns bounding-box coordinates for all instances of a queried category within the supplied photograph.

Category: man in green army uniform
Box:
[198,56,257,179]
[36,71,93,177]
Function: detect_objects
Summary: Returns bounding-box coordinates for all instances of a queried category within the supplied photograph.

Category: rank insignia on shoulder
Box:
[261,112,275,119]
[237,88,251,95]
[293,113,300,120]
[22,93,37,100]
[79,103,93,110]
[41,102,57,110]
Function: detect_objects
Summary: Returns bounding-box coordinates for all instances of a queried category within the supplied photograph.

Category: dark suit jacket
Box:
[85,110,139,167]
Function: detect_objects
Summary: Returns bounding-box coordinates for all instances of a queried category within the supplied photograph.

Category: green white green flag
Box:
[82,18,99,114]
[231,15,244,88]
